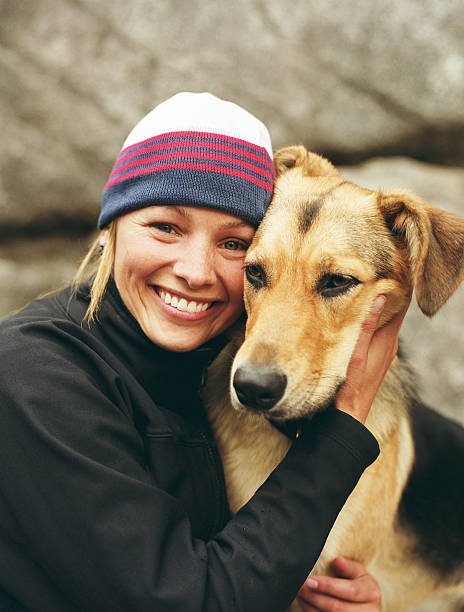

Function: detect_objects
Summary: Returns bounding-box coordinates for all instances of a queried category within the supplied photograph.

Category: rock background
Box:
[1,2,463,609]
[1,0,464,235]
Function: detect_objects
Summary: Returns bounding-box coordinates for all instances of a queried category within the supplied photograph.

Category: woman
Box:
[0,92,401,611]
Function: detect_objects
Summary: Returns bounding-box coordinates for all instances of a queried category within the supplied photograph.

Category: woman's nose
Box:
[172,246,217,288]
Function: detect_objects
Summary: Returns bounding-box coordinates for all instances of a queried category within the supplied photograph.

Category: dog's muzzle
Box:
[233,363,287,411]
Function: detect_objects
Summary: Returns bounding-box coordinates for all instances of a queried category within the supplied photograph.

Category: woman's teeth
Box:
[158,289,212,313]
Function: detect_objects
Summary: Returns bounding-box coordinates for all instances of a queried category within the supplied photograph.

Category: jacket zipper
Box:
[201,432,230,538]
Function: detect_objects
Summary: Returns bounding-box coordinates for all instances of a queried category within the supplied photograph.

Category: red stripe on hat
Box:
[109,150,273,181]
[120,131,275,176]
[105,162,274,192]
[115,139,275,176]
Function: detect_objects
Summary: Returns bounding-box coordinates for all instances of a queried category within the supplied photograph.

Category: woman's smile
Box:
[151,285,219,320]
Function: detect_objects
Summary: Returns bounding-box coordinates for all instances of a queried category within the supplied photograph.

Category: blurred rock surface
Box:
[1,0,464,233]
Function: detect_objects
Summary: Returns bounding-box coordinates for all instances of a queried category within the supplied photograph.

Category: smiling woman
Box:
[112,205,255,351]
[0,92,388,612]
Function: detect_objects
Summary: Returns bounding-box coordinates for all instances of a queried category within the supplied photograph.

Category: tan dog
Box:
[205,146,464,612]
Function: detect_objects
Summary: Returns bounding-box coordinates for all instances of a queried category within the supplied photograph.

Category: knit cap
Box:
[99,92,275,229]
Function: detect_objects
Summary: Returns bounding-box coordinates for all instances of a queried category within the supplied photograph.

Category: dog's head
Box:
[230,145,464,421]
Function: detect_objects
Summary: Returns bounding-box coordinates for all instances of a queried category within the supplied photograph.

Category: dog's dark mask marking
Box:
[298,183,348,234]
[299,198,324,234]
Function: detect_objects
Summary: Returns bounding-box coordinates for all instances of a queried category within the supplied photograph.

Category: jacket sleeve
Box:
[0,325,379,612]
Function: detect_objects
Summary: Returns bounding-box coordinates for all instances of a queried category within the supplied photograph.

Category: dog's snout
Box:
[233,364,287,411]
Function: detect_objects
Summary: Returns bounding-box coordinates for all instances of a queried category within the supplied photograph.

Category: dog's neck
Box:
[269,419,303,440]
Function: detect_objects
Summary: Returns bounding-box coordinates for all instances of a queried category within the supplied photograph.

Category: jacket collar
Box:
[71,278,228,421]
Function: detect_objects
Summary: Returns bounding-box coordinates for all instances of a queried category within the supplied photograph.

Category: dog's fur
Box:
[205,146,464,612]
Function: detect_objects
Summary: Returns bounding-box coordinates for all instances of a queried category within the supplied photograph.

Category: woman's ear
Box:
[274,146,339,178]
[378,190,464,316]
[99,229,109,249]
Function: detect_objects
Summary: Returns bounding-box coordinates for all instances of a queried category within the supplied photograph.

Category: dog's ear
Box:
[274,146,339,178]
[379,190,464,316]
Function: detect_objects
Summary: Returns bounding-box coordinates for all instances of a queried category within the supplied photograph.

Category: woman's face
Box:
[113,205,255,352]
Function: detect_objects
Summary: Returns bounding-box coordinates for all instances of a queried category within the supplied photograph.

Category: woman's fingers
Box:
[335,294,411,423]
[297,591,375,612]
[335,295,387,423]
[297,558,381,611]
[330,556,368,578]
[348,295,387,363]
[368,299,410,355]
[299,573,376,604]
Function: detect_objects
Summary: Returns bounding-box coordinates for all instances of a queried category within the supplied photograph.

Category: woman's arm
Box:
[0,320,378,612]
[3,289,408,612]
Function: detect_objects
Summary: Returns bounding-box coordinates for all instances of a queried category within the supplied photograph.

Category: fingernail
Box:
[372,295,386,313]
[306,578,318,589]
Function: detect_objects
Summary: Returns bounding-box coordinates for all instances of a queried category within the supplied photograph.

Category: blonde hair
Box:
[72,221,117,322]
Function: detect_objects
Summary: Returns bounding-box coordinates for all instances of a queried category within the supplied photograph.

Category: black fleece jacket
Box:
[0,281,379,612]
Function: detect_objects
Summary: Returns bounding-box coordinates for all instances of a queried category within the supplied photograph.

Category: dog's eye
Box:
[245,264,266,288]
[317,274,360,298]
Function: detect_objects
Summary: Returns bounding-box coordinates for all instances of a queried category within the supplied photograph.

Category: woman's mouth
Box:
[154,287,214,313]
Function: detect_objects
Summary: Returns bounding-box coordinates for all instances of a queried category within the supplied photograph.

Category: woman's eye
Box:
[151,222,175,234]
[317,274,360,298]
[223,240,248,251]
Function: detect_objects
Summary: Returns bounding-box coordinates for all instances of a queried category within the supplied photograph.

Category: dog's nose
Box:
[233,364,287,411]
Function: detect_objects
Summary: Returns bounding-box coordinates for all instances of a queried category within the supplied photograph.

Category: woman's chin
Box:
[141,322,211,353]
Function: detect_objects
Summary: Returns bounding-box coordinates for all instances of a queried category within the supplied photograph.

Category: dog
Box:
[205,146,464,612]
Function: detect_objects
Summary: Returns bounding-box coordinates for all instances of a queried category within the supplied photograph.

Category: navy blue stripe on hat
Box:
[99,130,275,228]
[99,166,272,229]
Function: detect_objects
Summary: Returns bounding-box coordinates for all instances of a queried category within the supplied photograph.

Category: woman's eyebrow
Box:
[220,221,252,229]
[172,206,253,230]
[169,206,190,218]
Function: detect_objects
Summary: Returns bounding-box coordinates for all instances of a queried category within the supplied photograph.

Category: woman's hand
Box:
[335,295,410,424]
[297,557,381,611]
